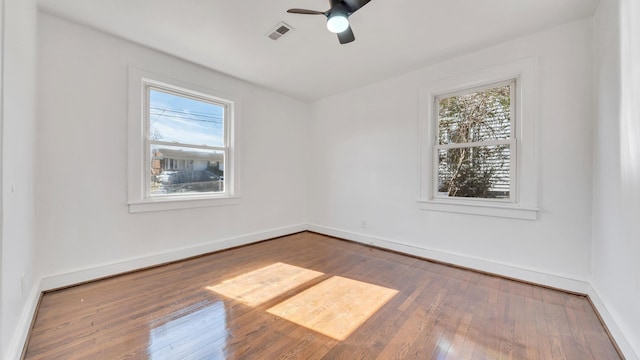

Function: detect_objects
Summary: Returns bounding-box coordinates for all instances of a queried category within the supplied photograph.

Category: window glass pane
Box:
[150,145,224,196]
[437,145,510,199]
[149,88,224,147]
[438,84,511,144]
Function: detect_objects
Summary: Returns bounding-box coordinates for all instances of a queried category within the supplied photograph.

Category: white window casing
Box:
[418,58,539,220]
[127,67,241,213]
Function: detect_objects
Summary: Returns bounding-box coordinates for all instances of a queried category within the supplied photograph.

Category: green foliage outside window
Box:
[437,84,512,199]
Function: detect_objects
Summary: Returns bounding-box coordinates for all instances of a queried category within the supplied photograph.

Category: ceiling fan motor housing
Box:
[287,0,371,44]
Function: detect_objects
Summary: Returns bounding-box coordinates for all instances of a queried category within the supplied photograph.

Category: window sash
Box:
[435,79,516,144]
[435,139,512,149]
[433,80,517,203]
[433,140,516,202]
[145,144,228,199]
[142,82,231,200]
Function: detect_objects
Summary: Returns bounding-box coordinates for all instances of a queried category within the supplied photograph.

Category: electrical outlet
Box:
[360,220,368,230]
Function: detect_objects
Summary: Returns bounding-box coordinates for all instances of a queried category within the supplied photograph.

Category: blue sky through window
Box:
[149,88,224,147]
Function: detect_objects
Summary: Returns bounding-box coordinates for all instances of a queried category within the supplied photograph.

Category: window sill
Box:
[129,195,241,213]
[418,199,538,220]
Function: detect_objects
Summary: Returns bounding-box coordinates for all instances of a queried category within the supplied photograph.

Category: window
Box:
[128,68,240,212]
[435,80,515,201]
[418,59,538,220]
[147,87,227,197]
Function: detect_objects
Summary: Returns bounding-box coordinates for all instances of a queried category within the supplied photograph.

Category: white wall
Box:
[0,0,4,351]
[592,0,640,358]
[23,8,640,360]
[36,13,309,284]
[309,19,595,289]
[1,0,38,358]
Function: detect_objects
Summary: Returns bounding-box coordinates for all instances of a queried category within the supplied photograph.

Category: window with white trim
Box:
[418,59,538,220]
[128,68,240,213]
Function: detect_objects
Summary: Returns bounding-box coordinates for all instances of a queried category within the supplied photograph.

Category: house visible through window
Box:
[435,80,515,201]
[146,87,229,198]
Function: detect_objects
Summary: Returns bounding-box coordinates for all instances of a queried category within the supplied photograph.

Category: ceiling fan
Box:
[287,0,371,44]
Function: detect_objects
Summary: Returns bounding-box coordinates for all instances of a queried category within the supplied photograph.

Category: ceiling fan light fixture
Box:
[288,0,370,43]
[326,13,349,33]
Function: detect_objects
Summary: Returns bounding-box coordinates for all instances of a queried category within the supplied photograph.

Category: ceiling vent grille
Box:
[267,22,294,41]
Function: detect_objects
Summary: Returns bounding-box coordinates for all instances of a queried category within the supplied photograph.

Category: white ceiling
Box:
[37,0,599,101]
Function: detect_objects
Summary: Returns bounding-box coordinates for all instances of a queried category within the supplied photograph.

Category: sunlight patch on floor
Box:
[206,262,324,306]
[267,276,398,341]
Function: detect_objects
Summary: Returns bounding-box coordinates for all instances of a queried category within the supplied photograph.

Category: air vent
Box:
[267,22,294,41]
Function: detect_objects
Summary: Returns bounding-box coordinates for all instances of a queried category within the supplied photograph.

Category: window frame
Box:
[128,67,241,213]
[418,59,538,220]
[433,79,517,203]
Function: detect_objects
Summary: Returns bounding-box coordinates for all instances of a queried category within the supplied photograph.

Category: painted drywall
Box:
[592,0,640,357]
[36,13,309,280]
[1,0,38,357]
[0,0,4,352]
[25,7,639,360]
[309,19,594,285]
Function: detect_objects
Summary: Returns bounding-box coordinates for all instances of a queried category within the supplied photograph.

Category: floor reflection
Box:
[148,301,228,359]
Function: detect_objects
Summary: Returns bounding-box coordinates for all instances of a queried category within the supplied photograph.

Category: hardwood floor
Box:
[23,232,621,359]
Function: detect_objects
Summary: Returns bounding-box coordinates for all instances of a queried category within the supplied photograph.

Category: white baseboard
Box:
[588,285,640,360]
[307,224,591,294]
[4,278,42,360]
[40,224,306,291]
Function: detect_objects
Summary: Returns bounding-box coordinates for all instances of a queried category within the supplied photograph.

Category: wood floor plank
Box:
[23,232,622,359]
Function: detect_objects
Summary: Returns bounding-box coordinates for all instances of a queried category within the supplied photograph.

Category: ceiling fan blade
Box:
[342,0,371,12]
[287,8,326,15]
[337,26,355,44]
